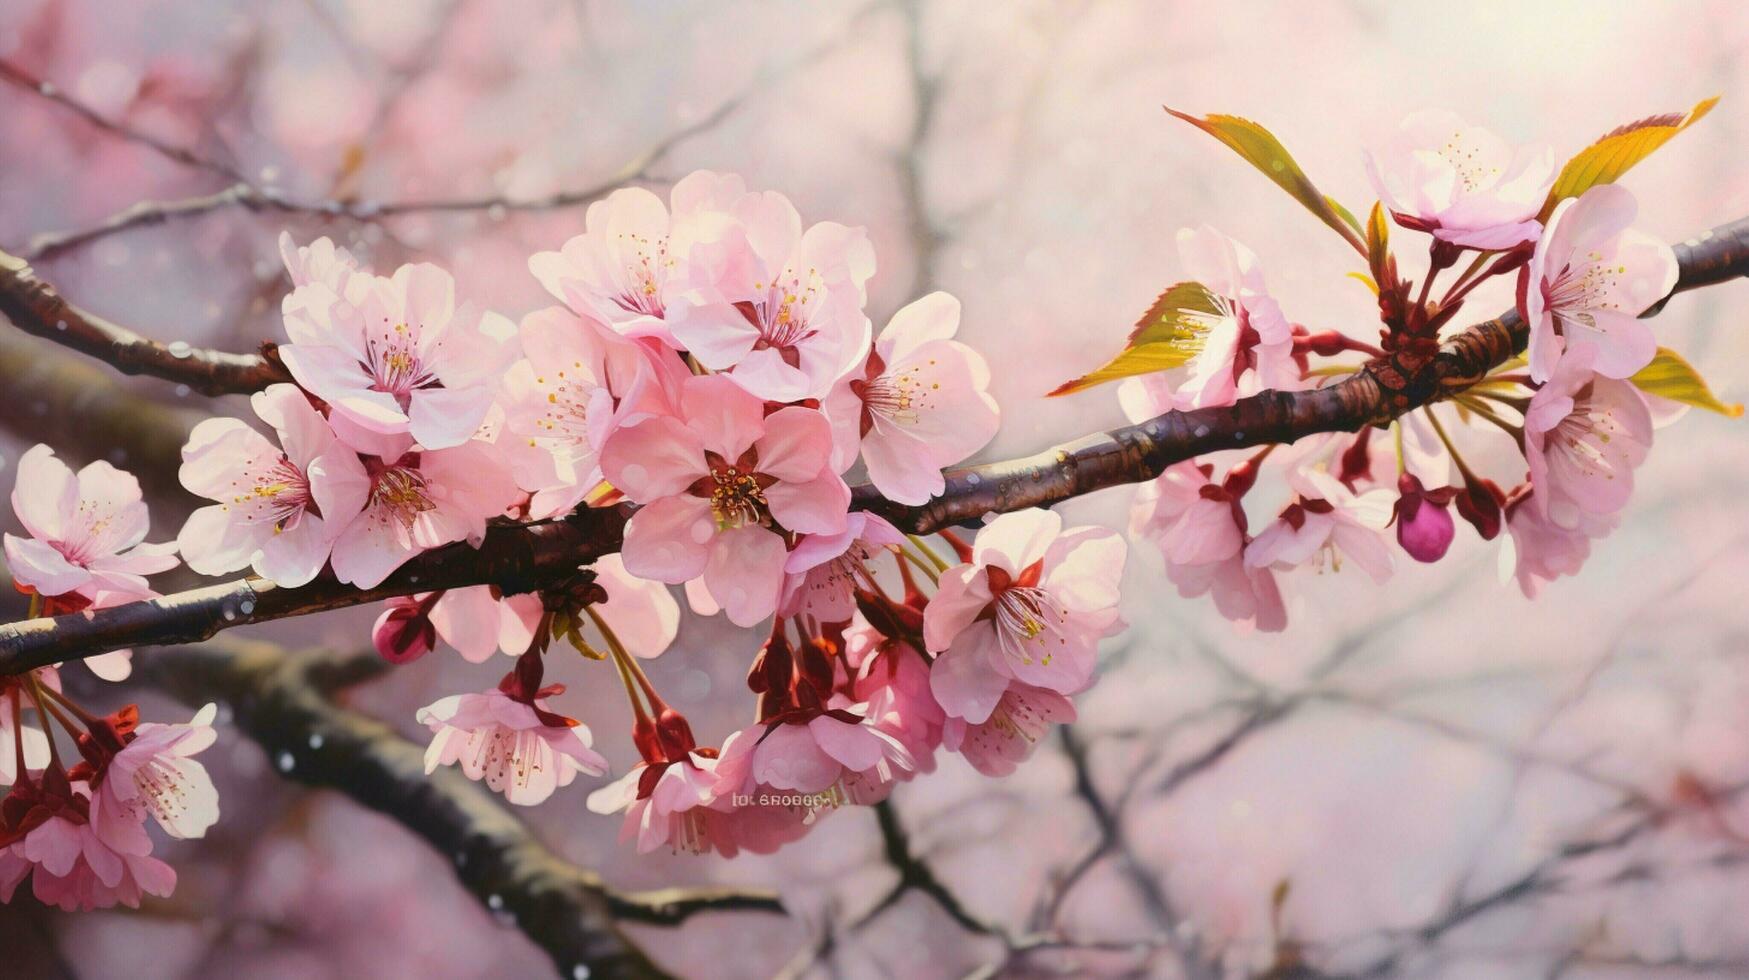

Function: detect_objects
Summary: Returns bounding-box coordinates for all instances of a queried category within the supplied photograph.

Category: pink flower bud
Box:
[1394,473,1456,563]
[372,597,436,664]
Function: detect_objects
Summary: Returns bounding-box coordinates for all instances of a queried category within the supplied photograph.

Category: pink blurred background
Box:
[3,1,1749,977]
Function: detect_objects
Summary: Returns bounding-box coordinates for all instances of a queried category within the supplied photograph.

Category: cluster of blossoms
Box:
[4,98,1724,904]
[1099,108,1691,630]
[2,448,218,909]
[3,170,1129,883]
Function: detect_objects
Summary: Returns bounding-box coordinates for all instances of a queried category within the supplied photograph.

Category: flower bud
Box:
[1454,473,1506,541]
[1394,473,1456,563]
[372,597,437,664]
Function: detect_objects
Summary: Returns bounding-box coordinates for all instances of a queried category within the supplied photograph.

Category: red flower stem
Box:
[36,682,102,727]
[937,528,974,564]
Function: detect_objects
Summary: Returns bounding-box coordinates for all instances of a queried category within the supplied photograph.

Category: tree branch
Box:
[136,640,784,980]
[3,215,1747,674]
[0,249,291,395]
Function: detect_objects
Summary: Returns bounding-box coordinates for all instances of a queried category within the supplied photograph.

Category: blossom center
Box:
[369,463,436,530]
[612,232,669,317]
[365,321,440,402]
[227,455,314,531]
[983,565,1069,667]
[703,463,769,531]
[1544,252,1628,332]
[743,267,824,358]
[1436,132,1501,192]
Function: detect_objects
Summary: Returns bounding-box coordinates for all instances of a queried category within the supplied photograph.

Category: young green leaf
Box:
[1629,346,1743,418]
[1049,281,1222,396]
[1540,97,1719,219]
[1165,107,1365,253]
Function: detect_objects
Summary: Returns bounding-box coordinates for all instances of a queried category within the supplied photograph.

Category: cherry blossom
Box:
[87,704,220,846]
[1365,109,1555,249]
[177,384,371,587]
[3,445,179,602]
[1128,460,1244,568]
[528,170,747,343]
[1115,226,1297,414]
[600,375,850,626]
[279,257,517,450]
[667,188,876,402]
[417,657,609,806]
[1522,184,1679,383]
[825,292,1000,504]
[328,439,520,589]
[713,702,914,809]
[278,231,359,291]
[586,751,739,856]
[1499,488,1618,599]
[496,305,680,519]
[846,620,944,778]
[0,767,176,912]
[923,510,1126,724]
[1246,469,1395,582]
[942,682,1076,778]
[1523,344,1654,528]
[781,512,905,623]
[1165,551,1287,633]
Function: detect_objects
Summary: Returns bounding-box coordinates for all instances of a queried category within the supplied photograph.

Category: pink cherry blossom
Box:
[600,375,850,626]
[496,305,681,519]
[923,509,1125,724]
[586,752,740,856]
[780,512,905,623]
[846,620,944,778]
[328,440,520,589]
[713,702,914,804]
[1128,460,1245,567]
[1246,469,1395,583]
[1524,344,1654,529]
[0,769,176,912]
[942,682,1076,778]
[177,384,371,587]
[88,704,219,846]
[1166,550,1287,633]
[4,444,178,601]
[528,170,747,343]
[1522,184,1679,382]
[1115,226,1296,415]
[279,257,516,449]
[824,292,1000,504]
[1365,110,1555,249]
[1500,489,1618,599]
[278,231,359,291]
[668,189,876,402]
[417,665,608,807]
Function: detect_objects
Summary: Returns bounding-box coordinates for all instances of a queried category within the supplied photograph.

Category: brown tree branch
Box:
[136,640,784,980]
[0,249,291,395]
[3,215,1747,675]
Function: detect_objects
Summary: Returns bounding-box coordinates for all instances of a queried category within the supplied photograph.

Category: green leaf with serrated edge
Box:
[1540,97,1719,220]
[1630,347,1743,418]
[1050,281,1222,396]
[1166,107,1362,247]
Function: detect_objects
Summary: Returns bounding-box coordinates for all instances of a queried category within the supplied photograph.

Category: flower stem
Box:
[897,546,941,586]
[907,535,951,572]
